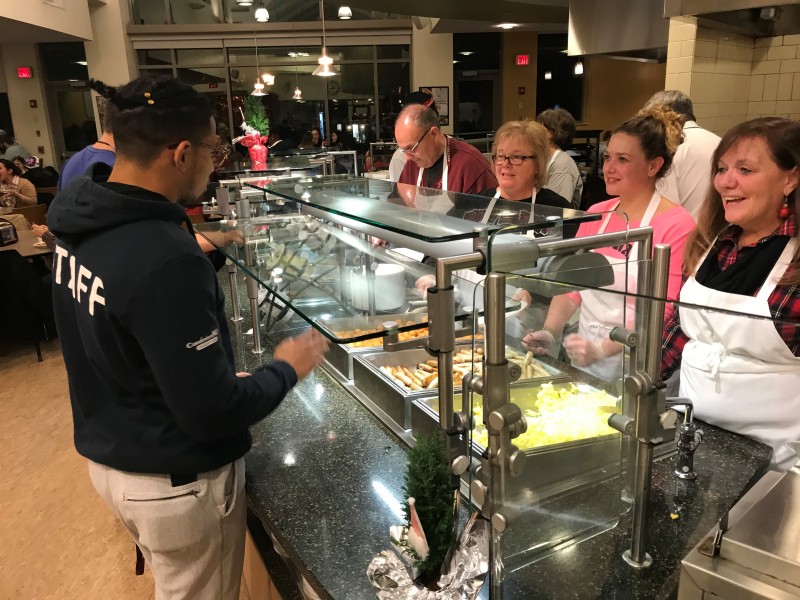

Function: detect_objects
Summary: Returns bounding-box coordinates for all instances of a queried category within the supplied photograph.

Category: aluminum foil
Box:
[367,513,489,599]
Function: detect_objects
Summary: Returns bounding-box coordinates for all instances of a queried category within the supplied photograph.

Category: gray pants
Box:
[88,457,246,600]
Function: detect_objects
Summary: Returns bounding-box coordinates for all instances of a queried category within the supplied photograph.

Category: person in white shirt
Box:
[536,108,583,209]
[646,90,721,219]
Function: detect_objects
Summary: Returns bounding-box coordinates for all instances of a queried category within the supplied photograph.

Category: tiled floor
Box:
[0,338,250,600]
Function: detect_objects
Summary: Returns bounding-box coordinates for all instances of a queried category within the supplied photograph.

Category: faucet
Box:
[665,398,703,480]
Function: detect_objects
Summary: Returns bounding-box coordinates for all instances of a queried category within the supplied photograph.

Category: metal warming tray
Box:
[318,313,429,379]
[354,348,566,431]
[412,381,623,497]
[680,468,800,599]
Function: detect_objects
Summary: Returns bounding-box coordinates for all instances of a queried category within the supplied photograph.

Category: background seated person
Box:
[0,133,32,161]
[661,117,800,471]
[524,106,694,381]
[0,158,37,207]
[537,108,583,209]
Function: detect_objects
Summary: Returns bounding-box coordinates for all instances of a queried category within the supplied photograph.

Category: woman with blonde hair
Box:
[524,106,695,380]
[475,120,572,220]
[662,117,800,471]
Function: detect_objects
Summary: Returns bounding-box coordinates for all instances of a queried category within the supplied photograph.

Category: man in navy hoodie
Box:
[48,75,329,600]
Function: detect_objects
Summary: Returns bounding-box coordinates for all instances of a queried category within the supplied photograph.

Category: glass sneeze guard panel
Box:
[195,213,518,345]
[246,174,597,243]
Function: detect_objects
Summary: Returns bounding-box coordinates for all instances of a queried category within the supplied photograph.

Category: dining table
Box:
[0,229,52,258]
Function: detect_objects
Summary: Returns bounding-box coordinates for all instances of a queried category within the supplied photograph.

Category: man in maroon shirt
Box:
[394,104,497,197]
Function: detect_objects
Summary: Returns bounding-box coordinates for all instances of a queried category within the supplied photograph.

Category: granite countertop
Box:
[224,276,772,600]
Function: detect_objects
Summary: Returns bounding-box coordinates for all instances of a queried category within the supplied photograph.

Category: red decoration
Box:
[779,201,790,220]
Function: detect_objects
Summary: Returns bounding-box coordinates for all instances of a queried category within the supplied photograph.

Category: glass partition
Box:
[246,175,594,243]
[195,213,517,345]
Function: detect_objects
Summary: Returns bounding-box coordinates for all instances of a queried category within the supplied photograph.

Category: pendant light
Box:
[292,14,302,100]
[338,6,352,19]
[313,0,338,77]
[254,1,269,22]
[251,32,265,96]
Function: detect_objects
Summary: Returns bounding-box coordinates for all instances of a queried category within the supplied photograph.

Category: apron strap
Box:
[483,187,539,224]
[756,236,798,300]
[416,136,450,191]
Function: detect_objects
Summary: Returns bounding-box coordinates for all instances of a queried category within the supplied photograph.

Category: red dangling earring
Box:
[779,197,790,220]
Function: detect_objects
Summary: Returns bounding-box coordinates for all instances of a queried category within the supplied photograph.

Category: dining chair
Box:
[12,203,48,226]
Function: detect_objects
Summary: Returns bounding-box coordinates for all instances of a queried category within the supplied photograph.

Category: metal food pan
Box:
[411,381,623,497]
[320,312,429,380]
[353,346,565,430]
[352,348,441,430]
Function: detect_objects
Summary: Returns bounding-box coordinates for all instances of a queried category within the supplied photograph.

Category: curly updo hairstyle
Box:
[613,105,684,180]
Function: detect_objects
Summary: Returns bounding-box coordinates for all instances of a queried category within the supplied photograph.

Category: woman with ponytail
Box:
[662,117,800,471]
[523,106,695,380]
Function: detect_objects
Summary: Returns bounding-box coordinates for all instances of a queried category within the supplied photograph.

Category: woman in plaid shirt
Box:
[661,117,800,471]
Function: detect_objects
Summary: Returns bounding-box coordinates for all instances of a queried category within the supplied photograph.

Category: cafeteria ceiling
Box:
[345,0,570,32]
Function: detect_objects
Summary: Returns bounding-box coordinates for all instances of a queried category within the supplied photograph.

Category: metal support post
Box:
[227,259,243,322]
[620,244,671,569]
[246,275,265,355]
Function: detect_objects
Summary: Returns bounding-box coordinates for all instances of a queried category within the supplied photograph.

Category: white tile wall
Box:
[666,18,800,135]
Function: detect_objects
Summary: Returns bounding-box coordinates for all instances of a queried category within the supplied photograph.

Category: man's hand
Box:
[562,334,603,367]
[273,329,330,380]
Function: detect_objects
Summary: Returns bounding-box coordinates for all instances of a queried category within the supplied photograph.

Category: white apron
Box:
[679,236,800,471]
[577,191,661,381]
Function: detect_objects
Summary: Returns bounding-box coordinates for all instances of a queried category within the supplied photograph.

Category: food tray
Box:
[353,347,565,430]
[319,312,429,379]
[411,381,624,497]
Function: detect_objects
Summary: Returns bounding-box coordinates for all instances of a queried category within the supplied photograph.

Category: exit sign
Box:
[17,67,33,79]
[515,55,529,66]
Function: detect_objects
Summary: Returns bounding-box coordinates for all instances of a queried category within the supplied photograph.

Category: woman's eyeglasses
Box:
[493,154,536,166]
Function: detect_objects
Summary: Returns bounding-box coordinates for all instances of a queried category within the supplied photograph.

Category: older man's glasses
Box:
[492,154,536,166]
[400,126,434,154]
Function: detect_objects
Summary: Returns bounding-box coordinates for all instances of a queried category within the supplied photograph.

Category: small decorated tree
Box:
[402,431,457,585]
[242,96,270,137]
[238,96,270,170]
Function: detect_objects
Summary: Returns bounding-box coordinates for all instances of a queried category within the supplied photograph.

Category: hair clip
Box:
[144,92,154,105]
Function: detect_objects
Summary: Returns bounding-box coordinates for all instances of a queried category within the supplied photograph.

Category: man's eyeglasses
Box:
[493,154,536,166]
[400,126,434,154]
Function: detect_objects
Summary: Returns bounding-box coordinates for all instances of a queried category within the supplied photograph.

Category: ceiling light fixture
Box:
[313,0,338,76]
[574,61,584,75]
[254,1,269,22]
[237,0,253,6]
[338,6,352,19]
[292,6,303,100]
[494,23,519,30]
[459,51,473,56]
[251,32,265,96]
[544,70,552,80]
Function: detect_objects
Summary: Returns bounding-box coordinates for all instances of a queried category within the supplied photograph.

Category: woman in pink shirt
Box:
[524,106,696,381]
